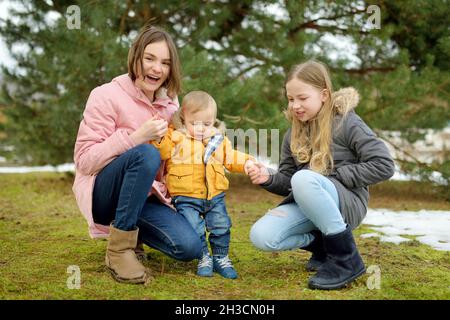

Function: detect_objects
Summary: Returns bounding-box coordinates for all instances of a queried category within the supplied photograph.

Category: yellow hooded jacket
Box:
[153,128,252,200]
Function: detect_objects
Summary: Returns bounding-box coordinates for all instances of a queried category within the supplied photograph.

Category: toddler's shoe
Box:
[197,254,213,277]
[213,255,238,279]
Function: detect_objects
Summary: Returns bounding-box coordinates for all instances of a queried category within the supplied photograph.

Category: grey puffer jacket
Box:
[261,88,395,229]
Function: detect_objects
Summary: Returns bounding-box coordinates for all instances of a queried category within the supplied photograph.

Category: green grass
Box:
[0,173,449,299]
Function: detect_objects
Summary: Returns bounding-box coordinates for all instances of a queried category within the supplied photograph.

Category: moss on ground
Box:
[0,173,449,299]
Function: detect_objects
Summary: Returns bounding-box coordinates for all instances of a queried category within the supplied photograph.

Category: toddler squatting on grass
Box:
[152,90,256,279]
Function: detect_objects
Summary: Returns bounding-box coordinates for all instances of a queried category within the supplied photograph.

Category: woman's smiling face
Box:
[135,41,171,101]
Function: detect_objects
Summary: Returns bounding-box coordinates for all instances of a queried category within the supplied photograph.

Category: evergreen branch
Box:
[436,80,450,98]
[302,22,372,35]
[375,130,443,174]
[287,6,369,38]
[209,2,251,42]
[222,114,267,125]
[119,0,133,35]
[223,103,268,126]
[302,8,368,26]
[360,101,391,118]
[341,66,397,74]
[201,44,274,65]
[237,63,264,77]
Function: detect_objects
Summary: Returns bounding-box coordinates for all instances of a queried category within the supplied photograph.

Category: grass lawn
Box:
[0,173,449,299]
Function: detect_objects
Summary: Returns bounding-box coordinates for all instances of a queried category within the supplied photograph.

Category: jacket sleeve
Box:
[260,129,298,196]
[334,112,395,188]
[222,136,252,173]
[74,87,137,176]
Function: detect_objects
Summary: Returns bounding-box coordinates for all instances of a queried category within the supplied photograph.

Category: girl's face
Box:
[184,107,216,140]
[135,41,171,101]
[286,78,327,122]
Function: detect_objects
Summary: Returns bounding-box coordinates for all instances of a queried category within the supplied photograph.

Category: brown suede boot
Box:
[105,224,150,284]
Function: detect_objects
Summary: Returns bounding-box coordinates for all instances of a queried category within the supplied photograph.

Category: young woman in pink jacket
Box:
[72,25,202,284]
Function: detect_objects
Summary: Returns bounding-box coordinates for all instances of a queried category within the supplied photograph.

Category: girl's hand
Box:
[246,161,270,185]
[129,115,168,145]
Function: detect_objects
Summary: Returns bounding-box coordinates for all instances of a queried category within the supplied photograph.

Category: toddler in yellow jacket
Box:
[153,90,255,279]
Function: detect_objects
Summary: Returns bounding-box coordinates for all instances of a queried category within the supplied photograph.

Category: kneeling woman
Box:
[73,25,202,284]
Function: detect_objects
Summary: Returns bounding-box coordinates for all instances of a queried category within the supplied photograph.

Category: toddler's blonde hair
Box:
[172,91,226,134]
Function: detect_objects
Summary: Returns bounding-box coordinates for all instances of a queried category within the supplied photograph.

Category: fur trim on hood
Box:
[333,87,360,114]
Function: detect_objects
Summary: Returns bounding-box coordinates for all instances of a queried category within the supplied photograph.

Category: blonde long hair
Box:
[284,60,339,175]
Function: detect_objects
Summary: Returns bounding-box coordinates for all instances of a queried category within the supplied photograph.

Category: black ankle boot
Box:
[308,225,366,290]
[301,230,327,272]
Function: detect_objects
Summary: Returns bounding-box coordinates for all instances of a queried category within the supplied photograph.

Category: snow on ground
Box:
[0,163,75,173]
[361,209,450,251]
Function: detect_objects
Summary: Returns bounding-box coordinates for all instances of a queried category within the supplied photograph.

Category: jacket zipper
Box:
[203,142,209,200]
[205,164,209,200]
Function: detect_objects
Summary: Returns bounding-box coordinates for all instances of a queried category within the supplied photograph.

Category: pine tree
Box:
[0,0,448,188]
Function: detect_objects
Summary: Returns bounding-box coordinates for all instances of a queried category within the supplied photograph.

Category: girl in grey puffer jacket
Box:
[247,60,395,290]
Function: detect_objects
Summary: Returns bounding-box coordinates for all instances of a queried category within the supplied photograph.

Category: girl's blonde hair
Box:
[171,91,226,134]
[127,25,182,99]
[284,60,346,175]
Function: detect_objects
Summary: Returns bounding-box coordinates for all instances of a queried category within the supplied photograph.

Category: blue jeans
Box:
[173,192,232,257]
[92,144,202,261]
[250,169,346,252]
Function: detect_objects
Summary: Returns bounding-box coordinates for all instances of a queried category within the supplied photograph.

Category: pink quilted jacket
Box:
[72,74,179,238]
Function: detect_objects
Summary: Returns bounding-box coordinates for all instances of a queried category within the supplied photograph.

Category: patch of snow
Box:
[360,233,380,238]
[378,235,411,245]
[361,209,450,251]
[0,163,74,173]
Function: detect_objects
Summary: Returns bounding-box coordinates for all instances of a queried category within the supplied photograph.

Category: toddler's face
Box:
[184,108,216,140]
[286,78,327,122]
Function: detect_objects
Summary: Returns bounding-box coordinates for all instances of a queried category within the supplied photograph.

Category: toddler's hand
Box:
[244,159,256,175]
[246,162,270,185]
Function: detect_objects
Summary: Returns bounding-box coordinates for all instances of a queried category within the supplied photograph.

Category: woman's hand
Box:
[245,160,270,185]
[129,115,168,145]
